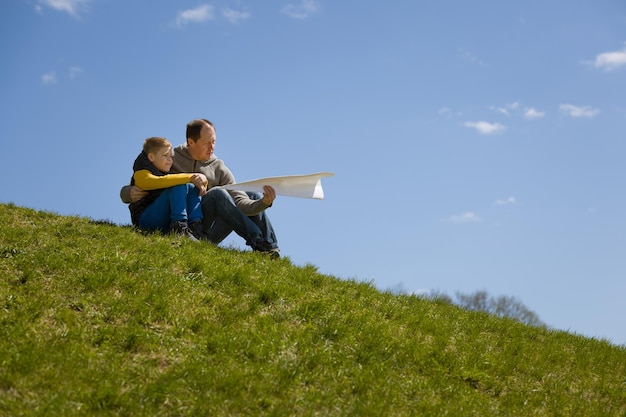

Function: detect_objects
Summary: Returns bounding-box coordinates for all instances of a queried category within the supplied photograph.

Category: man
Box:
[121,119,279,256]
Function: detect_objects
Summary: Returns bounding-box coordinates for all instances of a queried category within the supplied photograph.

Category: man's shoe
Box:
[188,221,208,241]
[253,241,280,259]
[169,220,199,242]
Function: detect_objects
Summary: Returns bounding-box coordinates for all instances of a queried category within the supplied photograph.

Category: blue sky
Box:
[2,0,626,346]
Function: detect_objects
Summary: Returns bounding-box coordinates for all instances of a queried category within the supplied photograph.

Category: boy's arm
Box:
[133,170,194,190]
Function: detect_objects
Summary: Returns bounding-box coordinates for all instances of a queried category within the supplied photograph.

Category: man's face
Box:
[187,123,216,162]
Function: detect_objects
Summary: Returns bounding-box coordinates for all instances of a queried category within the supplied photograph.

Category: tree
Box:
[454,290,546,328]
[420,289,546,328]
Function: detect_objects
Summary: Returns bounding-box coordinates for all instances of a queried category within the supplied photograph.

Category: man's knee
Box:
[202,188,233,208]
[206,187,230,200]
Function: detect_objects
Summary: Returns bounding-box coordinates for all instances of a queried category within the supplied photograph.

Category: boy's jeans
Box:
[138,184,202,233]
[201,188,278,249]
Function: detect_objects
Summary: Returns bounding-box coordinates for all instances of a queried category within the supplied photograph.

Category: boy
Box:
[129,137,208,240]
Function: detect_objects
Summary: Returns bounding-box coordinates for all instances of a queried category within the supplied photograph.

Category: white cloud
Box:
[489,102,545,120]
[496,197,516,205]
[524,107,545,120]
[507,102,520,110]
[446,212,481,224]
[176,5,214,27]
[38,0,90,18]
[69,66,83,79]
[592,43,626,71]
[464,121,506,135]
[559,104,600,118]
[459,48,486,66]
[282,0,319,19]
[490,102,520,117]
[222,8,251,24]
[41,66,83,85]
[41,71,57,85]
[493,106,510,116]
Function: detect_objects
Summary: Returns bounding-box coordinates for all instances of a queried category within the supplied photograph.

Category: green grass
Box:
[1,202,624,416]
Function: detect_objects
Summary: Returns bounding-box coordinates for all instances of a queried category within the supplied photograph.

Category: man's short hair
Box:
[143,137,171,155]
[186,119,215,142]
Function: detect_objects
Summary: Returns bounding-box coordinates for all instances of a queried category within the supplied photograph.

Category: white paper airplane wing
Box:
[220,172,334,199]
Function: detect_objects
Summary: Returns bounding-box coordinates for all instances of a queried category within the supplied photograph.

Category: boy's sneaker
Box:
[168,220,199,242]
[188,221,208,241]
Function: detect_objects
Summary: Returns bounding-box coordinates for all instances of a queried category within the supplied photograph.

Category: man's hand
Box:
[191,173,208,196]
[130,186,148,203]
[262,185,276,205]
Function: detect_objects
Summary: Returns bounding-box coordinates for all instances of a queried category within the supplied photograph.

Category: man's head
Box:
[144,137,173,173]
[186,119,216,162]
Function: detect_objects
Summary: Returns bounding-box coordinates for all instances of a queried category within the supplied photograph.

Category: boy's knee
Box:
[185,183,199,195]
[170,184,189,192]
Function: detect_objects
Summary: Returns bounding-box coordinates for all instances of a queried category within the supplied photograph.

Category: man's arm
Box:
[213,162,275,215]
[120,185,132,204]
[229,186,276,216]
[120,185,149,204]
[261,185,276,205]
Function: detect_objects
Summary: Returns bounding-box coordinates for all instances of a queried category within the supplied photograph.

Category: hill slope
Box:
[1,203,624,416]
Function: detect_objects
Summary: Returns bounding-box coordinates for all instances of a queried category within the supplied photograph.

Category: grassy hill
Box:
[1,203,624,416]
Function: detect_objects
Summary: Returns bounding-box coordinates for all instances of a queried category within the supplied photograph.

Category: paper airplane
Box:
[221,172,334,199]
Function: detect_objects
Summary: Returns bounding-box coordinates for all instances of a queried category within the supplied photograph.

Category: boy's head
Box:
[144,137,173,173]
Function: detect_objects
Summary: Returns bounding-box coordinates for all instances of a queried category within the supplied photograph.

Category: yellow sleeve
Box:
[133,170,194,190]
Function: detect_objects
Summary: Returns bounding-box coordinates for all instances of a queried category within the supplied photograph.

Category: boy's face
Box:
[148,146,173,172]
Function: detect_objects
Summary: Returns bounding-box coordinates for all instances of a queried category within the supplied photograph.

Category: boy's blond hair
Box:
[143,137,171,155]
